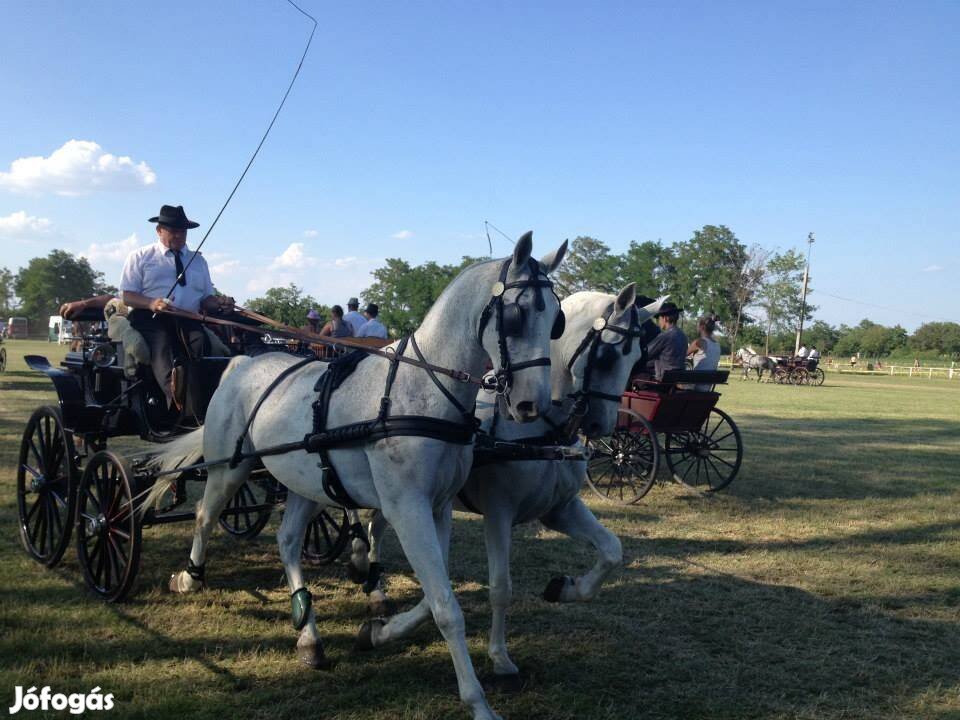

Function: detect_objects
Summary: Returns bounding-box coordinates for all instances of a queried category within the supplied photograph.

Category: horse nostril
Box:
[515,400,538,418]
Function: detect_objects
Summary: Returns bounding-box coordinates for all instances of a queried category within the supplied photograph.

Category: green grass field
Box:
[2,339,959,720]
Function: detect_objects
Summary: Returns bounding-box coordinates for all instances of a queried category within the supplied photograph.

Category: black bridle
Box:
[476,256,564,395]
[557,302,645,432]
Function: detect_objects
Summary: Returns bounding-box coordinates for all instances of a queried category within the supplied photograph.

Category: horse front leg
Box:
[361,498,499,720]
[277,492,330,669]
[357,501,451,646]
[540,495,623,603]
[169,459,253,594]
[483,506,520,681]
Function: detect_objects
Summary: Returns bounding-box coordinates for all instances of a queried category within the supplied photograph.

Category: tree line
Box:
[3,234,958,361]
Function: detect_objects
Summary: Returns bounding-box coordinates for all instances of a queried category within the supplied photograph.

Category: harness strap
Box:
[229,355,319,468]
[409,334,471,419]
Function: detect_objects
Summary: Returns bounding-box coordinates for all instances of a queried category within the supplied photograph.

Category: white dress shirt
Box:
[809,349,820,360]
[797,346,808,358]
[356,318,388,339]
[343,310,366,335]
[119,241,215,313]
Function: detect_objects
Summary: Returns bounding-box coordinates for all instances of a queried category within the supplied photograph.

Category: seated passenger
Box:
[356,303,388,339]
[320,305,353,338]
[797,344,809,359]
[644,302,687,381]
[807,345,820,369]
[687,314,721,390]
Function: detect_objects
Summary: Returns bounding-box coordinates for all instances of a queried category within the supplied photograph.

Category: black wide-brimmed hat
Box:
[652,301,683,318]
[149,205,200,229]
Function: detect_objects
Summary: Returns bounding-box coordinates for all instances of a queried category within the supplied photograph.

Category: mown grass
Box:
[1,339,959,719]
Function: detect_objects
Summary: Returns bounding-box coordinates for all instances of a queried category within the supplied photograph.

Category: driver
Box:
[119,205,235,409]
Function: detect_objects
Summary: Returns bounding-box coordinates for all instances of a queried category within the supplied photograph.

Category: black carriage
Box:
[585,369,743,504]
[772,356,825,386]
[16,301,351,602]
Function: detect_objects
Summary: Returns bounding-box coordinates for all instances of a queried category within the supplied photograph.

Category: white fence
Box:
[721,359,958,380]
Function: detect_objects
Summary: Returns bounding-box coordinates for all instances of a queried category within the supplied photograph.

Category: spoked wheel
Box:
[218,475,276,539]
[16,406,79,567]
[664,407,743,492]
[302,506,351,564]
[791,368,810,385]
[773,367,789,384]
[76,451,142,602]
[585,409,660,504]
[811,368,825,386]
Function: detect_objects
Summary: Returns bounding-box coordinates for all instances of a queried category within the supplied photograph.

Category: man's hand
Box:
[149,297,171,313]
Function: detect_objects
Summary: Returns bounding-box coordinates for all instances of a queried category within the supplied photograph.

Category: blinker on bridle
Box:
[477,256,564,395]
[566,303,644,405]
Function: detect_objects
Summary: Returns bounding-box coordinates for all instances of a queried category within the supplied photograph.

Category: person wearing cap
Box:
[356,303,388,339]
[119,205,235,408]
[343,297,366,335]
[643,301,688,380]
[305,309,322,334]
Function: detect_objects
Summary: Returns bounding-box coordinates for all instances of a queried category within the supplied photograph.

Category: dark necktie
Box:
[174,250,186,286]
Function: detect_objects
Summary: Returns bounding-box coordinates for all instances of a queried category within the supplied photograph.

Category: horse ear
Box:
[513,231,533,267]
[636,294,668,323]
[615,282,636,311]
[539,239,568,275]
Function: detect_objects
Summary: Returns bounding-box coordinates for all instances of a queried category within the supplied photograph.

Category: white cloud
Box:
[211,259,241,279]
[922,264,943,272]
[268,242,318,270]
[302,229,319,238]
[391,229,413,240]
[0,139,156,195]
[81,233,140,263]
[0,210,53,240]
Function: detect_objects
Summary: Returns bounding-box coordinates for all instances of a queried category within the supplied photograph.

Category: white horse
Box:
[143,234,566,720]
[735,346,777,382]
[347,286,665,686]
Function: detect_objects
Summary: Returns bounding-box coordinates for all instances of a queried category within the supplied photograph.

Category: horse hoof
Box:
[297,643,334,670]
[482,672,526,694]
[354,618,385,652]
[168,572,202,594]
[369,598,396,617]
[345,562,367,585]
[542,575,572,603]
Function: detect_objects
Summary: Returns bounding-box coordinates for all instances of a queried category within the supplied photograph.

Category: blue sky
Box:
[2,0,956,330]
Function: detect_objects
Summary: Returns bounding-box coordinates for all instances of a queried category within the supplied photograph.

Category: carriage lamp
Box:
[91,343,117,368]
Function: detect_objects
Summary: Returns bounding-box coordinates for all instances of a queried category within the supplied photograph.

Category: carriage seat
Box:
[631,369,729,394]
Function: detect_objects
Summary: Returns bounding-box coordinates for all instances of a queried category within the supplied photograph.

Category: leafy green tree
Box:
[669,225,748,323]
[363,256,488,336]
[753,249,816,353]
[14,250,114,331]
[802,320,839,352]
[617,240,673,298]
[728,244,771,353]
[0,266,16,318]
[554,237,620,297]
[910,322,960,356]
[246,284,328,327]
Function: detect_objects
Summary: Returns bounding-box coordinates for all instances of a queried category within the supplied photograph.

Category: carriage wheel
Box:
[812,368,825,386]
[773,367,789,384]
[791,368,810,385]
[16,406,79,567]
[664,408,743,492]
[585,410,660,504]
[218,477,275,539]
[76,451,142,602]
[0,347,6,372]
[302,506,351,564]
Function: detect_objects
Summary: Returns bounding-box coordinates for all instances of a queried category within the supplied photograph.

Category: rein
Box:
[157,306,495,390]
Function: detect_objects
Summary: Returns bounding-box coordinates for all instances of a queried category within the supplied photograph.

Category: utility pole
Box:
[794,232,815,354]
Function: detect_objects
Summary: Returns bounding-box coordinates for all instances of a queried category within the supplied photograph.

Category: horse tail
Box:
[139,427,205,513]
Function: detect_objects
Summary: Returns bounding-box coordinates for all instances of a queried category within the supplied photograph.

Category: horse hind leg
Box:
[278,492,331,669]
[540,496,623,604]
[168,458,253,593]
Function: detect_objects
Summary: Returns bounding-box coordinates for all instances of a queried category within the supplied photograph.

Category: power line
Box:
[813,290,954,324]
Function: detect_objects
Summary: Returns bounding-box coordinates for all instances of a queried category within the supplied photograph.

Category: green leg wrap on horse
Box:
[291,587,313,630]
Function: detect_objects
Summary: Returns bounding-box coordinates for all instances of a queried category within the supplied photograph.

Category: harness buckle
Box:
[482,370,509,395]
